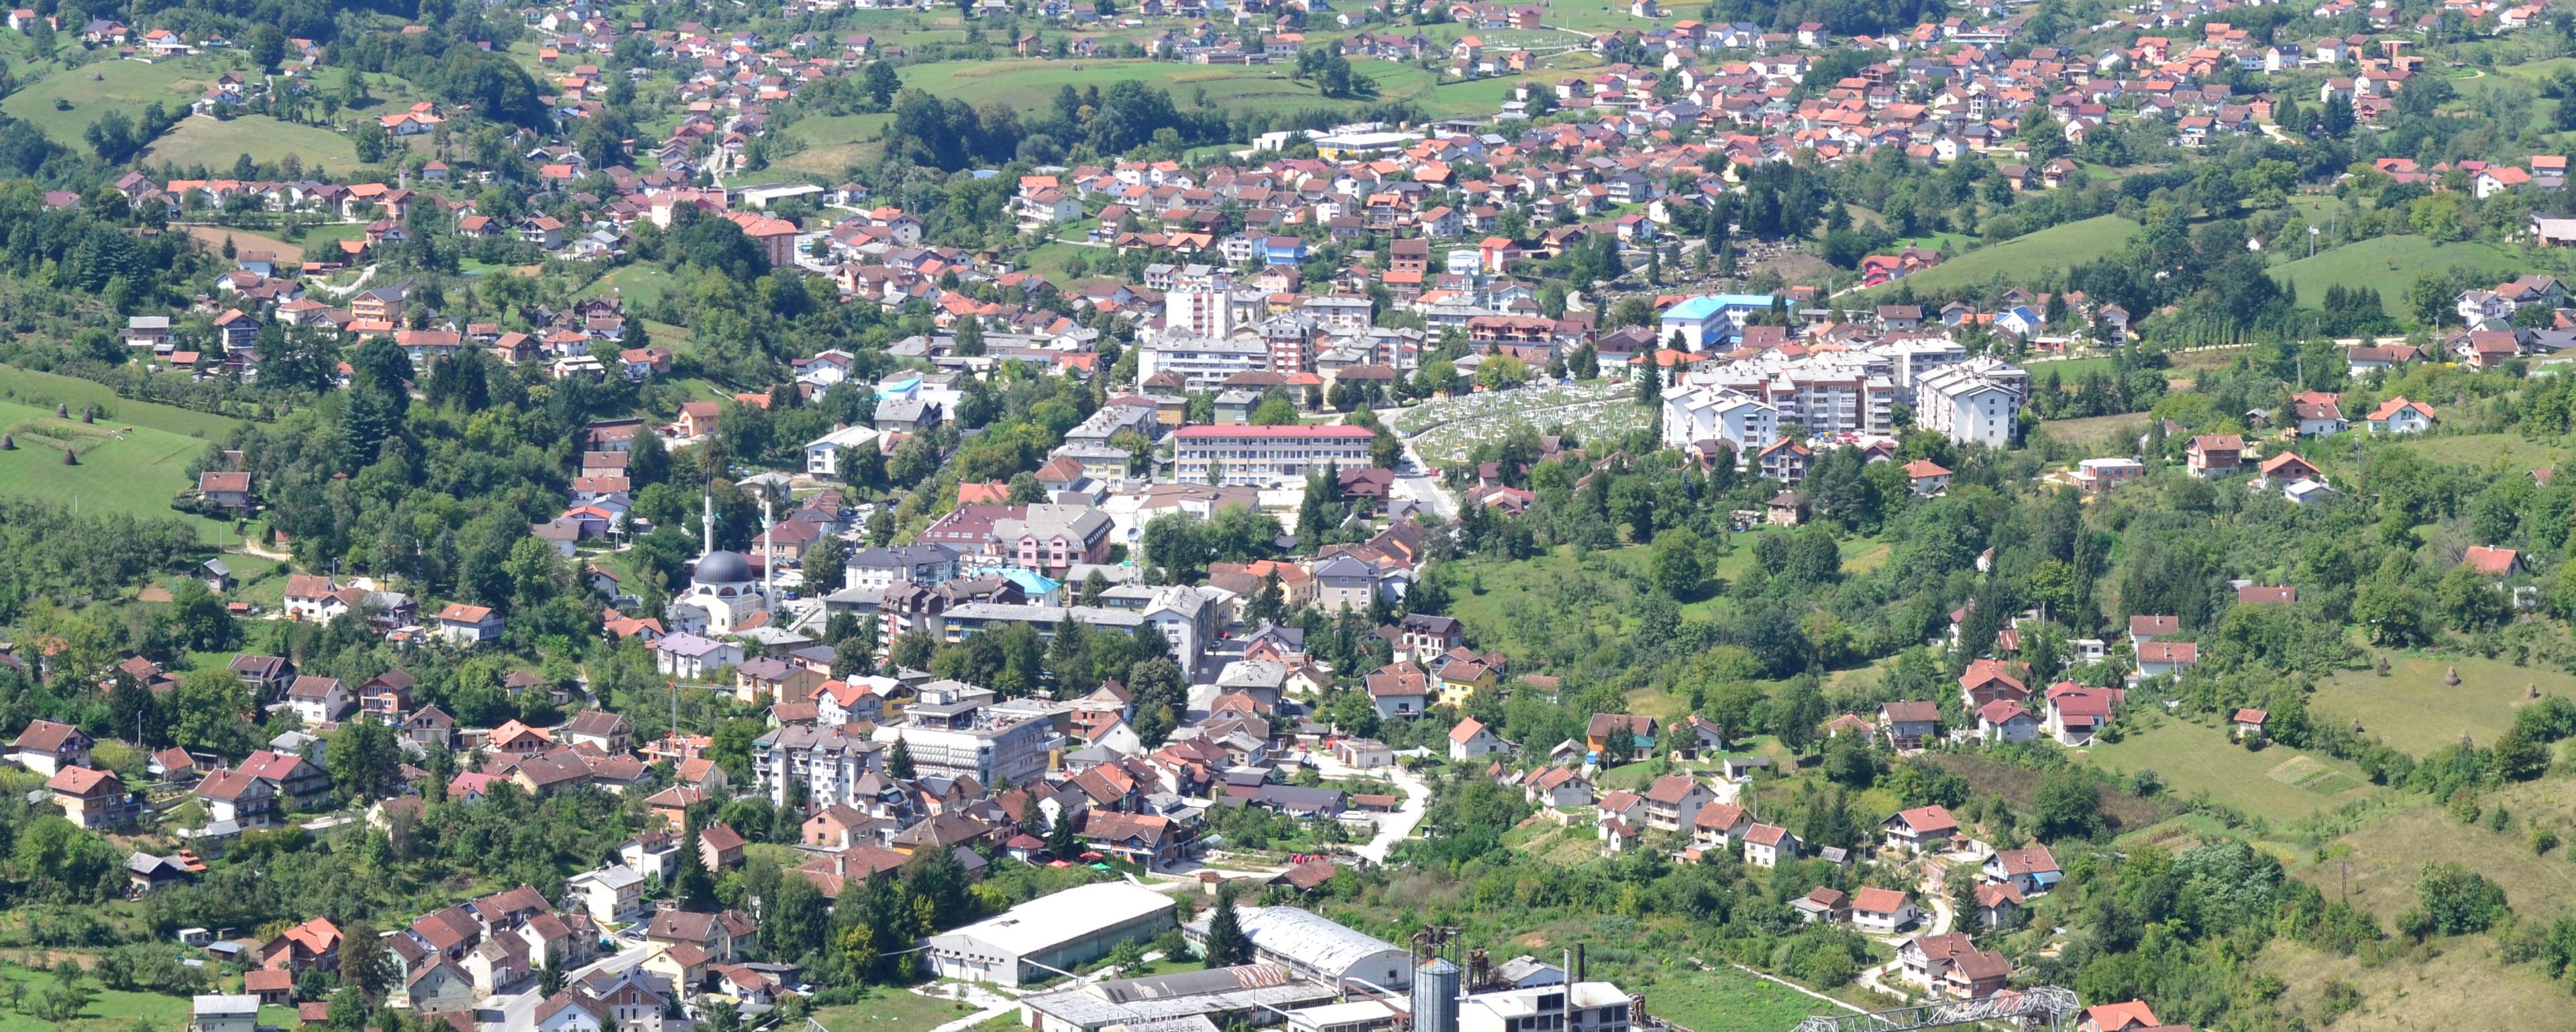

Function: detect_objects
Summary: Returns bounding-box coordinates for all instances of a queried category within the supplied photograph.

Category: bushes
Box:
[2400,862,2510,939]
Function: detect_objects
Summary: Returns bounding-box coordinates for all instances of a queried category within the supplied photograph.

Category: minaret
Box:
[759,494,775,611]
[702,488,716,559]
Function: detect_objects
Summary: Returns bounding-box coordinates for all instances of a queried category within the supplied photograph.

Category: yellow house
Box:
[1436,660,1497,709]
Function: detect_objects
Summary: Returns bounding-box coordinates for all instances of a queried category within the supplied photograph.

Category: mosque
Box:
[667,491,779,636]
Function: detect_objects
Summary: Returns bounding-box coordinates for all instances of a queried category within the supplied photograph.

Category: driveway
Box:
[1309,754,1432,863]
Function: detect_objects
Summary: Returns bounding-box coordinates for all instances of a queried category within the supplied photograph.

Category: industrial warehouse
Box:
[985,891,1640,1032]
[924,881,1181,988]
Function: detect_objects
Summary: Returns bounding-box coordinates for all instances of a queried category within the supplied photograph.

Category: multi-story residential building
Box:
[989,505,1114,575]
[1688,354,1896,439]
[751,725,885,809]
[1657,294,1776,350]
[1171,424,1374,486]
[1913,356,2028,448]
[843,544,961,592]
[1139,336,1270,393]
[1659,384,1780,454]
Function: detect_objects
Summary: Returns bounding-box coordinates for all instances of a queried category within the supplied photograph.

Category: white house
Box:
[1741,823,1797,867]
[653,633,745,680]
[192,994,261,1032]
[1851,888,1919,933]
[566,864,647,924]
[2364,397,2436,435]
[434,604,503,646]
[804,425,883,480]
[284,676,352,726]
[2131,640,2198,682]
[1447,717,1511,761]
[1975,700,2038,743]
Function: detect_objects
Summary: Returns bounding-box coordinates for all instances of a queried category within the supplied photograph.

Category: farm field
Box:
[0,55,239,142]
[1863,215,2140,297]
[2035,412,2149,452]
[146,113,367,172]
[2265,235,2523,319]
[0,399,239,544]
[2076,717,2382,823]
[0,364,248,438]
[777,112,894,178]
[180,225,307,264]
[2309,652,2572,760]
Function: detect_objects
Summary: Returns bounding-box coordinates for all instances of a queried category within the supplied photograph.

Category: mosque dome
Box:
[693,550,753,585]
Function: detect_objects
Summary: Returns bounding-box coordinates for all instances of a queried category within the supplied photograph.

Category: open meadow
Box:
[2266,235,2524,319]
[2309,652,2574,760]
[2076,717,2381,823]
[2290,777,2576,923]
[1862,215,2139,298]
[896,56,1569,121]
[146,114,368,172]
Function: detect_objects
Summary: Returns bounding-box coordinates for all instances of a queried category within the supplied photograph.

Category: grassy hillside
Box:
[897,56,1567,121]
[1868,215,2141,297]
[2265,235,2523,319]
[2078,717,2381,823]
[0,400,239,544]
[146,114,367,172]
[2310,652,2576,759]
[777,112,894,178]
[0,364,248,438]
[0,56,236,142]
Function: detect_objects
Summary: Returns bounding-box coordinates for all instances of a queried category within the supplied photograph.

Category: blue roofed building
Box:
[1658,294,1776,350]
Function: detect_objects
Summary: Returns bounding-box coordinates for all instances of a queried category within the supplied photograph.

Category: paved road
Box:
[1390,432,1459,522]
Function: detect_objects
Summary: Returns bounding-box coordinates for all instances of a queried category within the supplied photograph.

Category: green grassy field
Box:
[2266,235,2523,319]
[2392,431,2564,475]
[2035,412,2149,452]
[1864,215,2141,297]
[146,114,368,172]
[0,364,248,438]
[1448,535,1888,662]
[0,962,193,1032]
[582,264,684,306]
[1625,962,1854,1032]
[2263,935,2574,1032]
[0,55,237,142]
[896,56,1562,121]
[811,989,987,1032]
[2310,652,2575,759]
[2077,717,2381,823]
[0,399,239,544]
[778,112,894,178]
